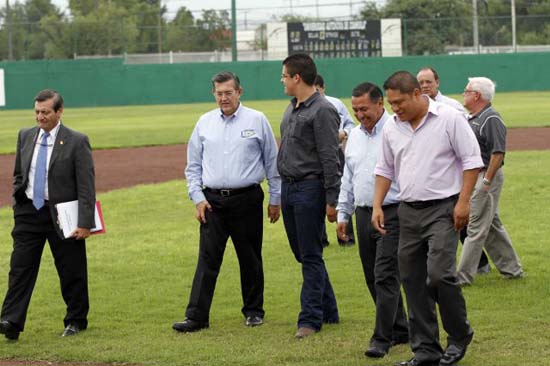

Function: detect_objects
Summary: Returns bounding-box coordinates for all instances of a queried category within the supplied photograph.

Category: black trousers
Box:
[185,186,265,322]
[1,200,89,332]
[356,205,409,350]
[398,199,473,363]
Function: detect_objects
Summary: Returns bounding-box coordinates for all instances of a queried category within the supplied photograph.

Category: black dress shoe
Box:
[62,324,82,337]
[439,332,473,366]
[245,315,264,327]
[0,320,20,340]
[172,318,209,333]
[395,357,440,366]
[364,345,387,358]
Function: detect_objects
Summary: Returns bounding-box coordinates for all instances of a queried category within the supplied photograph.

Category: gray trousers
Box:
[398,198,473,362]
[457,169,523,284]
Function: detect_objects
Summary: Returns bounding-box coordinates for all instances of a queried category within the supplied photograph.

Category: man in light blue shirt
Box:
[173,72,281,333]
[314,74,356,246]
[336,82,408,358]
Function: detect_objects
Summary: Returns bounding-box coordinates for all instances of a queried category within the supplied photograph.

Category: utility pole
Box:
[472,0,479,54]
[158,0,163,54]
[511,0,517,52]
[6,0,13,60]
[231,0,237,61]
[316,0,319,19]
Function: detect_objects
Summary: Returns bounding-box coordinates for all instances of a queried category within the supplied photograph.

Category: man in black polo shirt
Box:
[457,77,524,286]
[278,54,341,338]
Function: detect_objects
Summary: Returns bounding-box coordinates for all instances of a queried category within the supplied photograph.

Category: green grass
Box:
[1,91,549,154]
[0,150,549,365]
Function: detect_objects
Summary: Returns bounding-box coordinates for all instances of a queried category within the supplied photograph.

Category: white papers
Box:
[55,200,105,239]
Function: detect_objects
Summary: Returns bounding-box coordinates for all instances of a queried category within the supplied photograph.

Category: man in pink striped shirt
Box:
[372,71,483,366]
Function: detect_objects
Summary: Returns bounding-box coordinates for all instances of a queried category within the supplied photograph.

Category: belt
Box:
[403,194,458,210]
[204,184,258,197]
[282,174,322,183]
[359,203,399,210]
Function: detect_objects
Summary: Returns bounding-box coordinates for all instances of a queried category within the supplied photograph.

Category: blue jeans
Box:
[281,179,339,330]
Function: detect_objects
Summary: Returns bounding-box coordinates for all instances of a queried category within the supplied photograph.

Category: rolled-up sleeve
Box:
[374,127,395,181]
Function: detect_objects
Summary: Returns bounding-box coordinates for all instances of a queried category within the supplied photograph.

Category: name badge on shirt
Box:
[241,129,256,138]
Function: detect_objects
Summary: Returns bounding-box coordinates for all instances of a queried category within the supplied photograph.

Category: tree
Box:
[370,0,472,55]
[164,7,197,52]
[195,9,231,51]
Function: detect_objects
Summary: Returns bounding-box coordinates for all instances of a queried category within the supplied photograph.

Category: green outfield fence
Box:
[1,52,549,110]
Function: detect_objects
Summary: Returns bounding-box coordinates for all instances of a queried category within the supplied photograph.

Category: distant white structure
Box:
[0,69,5,107]
[381,19,402,57]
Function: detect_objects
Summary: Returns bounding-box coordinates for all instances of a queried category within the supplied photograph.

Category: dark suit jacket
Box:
[13,124,96,238]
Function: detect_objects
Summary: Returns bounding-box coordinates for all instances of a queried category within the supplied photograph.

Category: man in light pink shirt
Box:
[372,71,483,366]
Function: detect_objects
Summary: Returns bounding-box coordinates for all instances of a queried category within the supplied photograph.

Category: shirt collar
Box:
[220,102,242,120]
[361,109,389,136]
[426,95,440,117]
[468,103,492,120]
[391,95,438,127]
[291,91,320,109]
[38,121,61,143]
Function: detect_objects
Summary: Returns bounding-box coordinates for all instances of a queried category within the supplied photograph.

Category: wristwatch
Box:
[482,178,491,186]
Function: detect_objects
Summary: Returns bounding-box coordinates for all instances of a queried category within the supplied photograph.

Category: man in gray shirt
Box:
[278,53,341,338]
[457,77,523,286]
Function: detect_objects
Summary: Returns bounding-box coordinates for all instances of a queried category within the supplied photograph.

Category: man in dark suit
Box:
[0,89,96,341]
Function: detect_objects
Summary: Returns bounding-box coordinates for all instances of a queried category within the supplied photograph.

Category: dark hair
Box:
[211,71,241,89]
[352,82,383,103]
[383,71,420,94]
[313,74,324,88]
[34,89,63,112]
[418,66,440,81]
[282,53,317,86]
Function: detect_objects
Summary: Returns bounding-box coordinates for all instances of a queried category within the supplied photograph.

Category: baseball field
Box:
[0,92,549,366]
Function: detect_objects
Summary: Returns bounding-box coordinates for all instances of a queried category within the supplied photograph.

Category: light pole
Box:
[6,0,13,60]
[511,0,517,52]
[158,0,163,54]
[472,0,479,54]
[231,0,237,61]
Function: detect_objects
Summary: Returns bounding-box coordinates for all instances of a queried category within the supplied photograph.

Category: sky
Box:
[50,0,387,29]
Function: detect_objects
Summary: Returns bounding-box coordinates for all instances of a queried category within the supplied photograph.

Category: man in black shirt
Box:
[277,54,341,338]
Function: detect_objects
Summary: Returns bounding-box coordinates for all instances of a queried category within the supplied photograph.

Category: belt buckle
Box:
[220,189,231,197]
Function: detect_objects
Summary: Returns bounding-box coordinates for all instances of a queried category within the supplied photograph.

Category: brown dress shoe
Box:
[295,327,317,339]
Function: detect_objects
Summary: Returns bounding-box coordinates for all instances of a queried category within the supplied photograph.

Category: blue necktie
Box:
[33,132,50,210]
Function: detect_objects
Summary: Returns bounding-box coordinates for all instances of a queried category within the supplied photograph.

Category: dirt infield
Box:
[1,127,549,208]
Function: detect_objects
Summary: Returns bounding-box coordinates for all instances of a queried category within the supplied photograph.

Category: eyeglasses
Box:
[463,89,478,95]
[214,90,236,98]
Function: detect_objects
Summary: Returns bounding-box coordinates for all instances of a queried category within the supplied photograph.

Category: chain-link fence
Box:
[1,14,549,62]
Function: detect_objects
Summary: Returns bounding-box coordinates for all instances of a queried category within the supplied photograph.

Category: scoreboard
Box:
[287,20,382,58]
